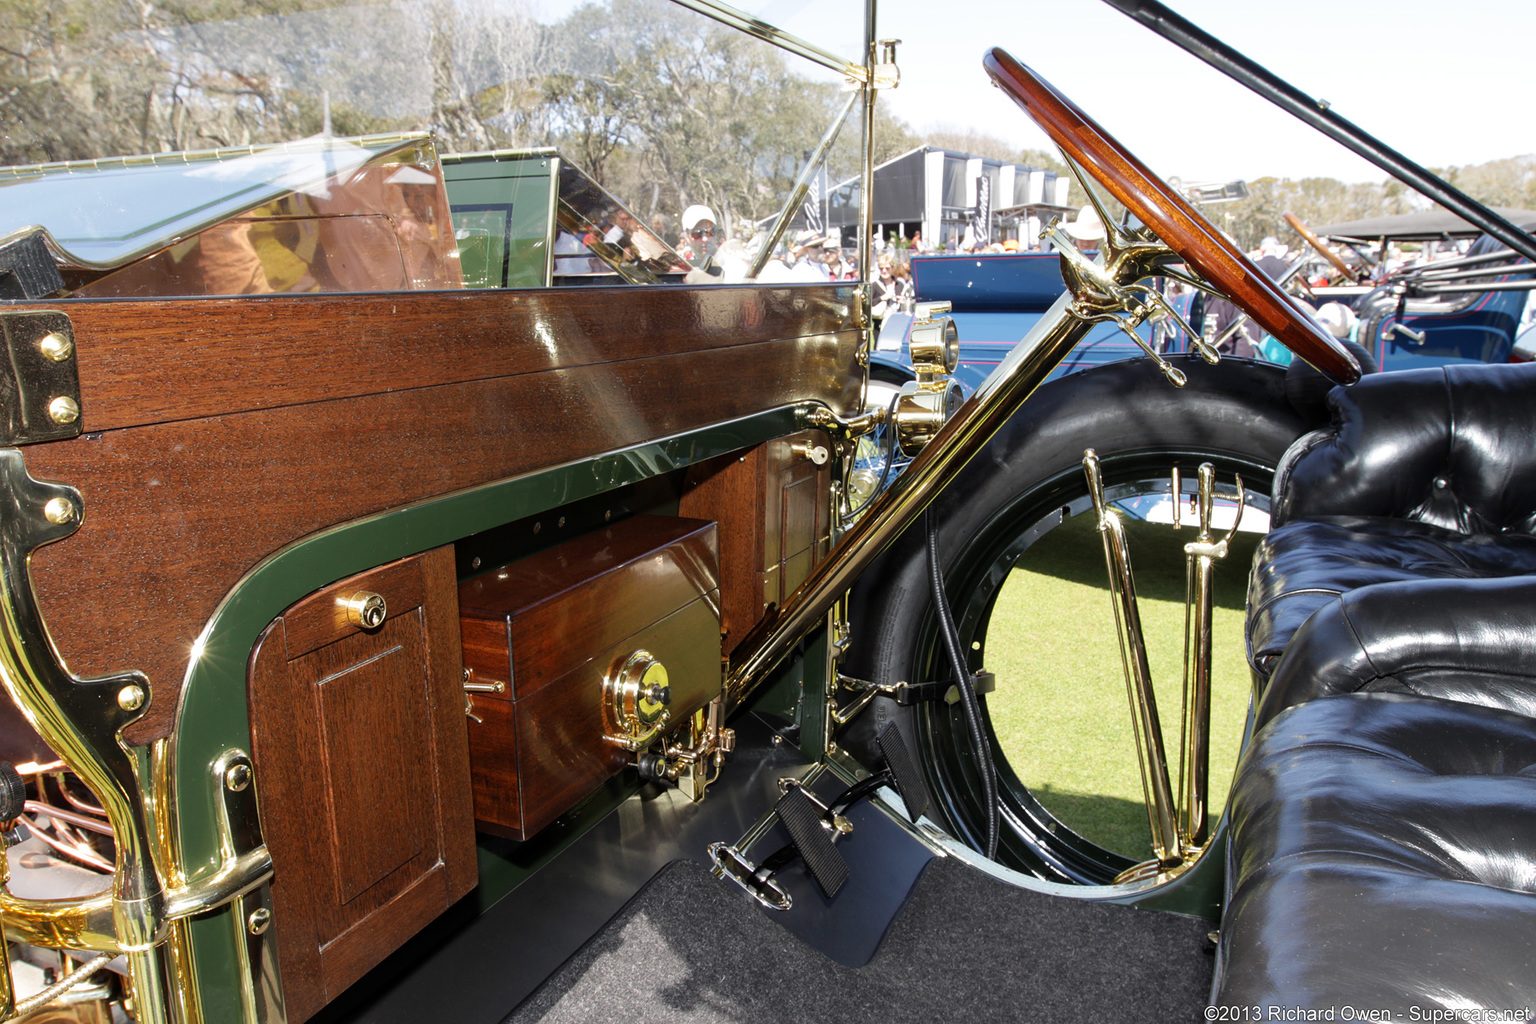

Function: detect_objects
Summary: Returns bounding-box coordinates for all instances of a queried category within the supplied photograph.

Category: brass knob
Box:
[339,591,387,630]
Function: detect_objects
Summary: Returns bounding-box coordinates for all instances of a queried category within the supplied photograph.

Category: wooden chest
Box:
[458,515,722,840]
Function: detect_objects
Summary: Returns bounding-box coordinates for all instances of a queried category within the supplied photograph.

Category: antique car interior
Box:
[0,0,1534,1020]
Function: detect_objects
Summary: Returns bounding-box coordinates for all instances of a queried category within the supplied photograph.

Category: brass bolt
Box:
[38,332,73,362]
[43,497,77,525]
[247,907,271,935]
[48,396,80,425]
[117,685,145,712]
[224,763,252,792]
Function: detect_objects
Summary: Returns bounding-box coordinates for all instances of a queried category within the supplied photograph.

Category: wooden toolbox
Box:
[458,515,722,839]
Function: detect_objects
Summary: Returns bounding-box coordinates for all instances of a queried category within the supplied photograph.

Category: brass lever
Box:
[1083,450,1182,875]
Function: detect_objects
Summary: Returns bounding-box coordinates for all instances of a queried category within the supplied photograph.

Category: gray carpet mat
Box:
[506,854,1213,1023]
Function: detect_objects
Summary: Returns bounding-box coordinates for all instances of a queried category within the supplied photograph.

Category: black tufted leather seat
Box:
[1247,361,1536,691]
[1214,693,1536,1010]
[1219,361,1536,1009]
[1252,574,1536,731]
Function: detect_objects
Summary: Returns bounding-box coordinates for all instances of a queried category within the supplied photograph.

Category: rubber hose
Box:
[926,509,999,858]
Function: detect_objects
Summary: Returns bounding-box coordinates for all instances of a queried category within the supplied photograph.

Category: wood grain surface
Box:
[247,546,474,1024]
[11,284,860,744]
[460,516,720,840]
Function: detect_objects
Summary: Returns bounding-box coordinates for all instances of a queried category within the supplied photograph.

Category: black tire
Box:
[842,355,1309,884]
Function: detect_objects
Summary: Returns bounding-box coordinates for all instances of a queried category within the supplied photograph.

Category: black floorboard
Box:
[506,854,1213,1023]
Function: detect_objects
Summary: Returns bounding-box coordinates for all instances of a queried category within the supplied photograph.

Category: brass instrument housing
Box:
[895,379,964,456]
[907,301,959,382]
[603,650,673,751]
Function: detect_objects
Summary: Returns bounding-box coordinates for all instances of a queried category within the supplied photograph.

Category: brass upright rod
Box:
[1083,450,1181,869]
[1179,464,1216,850]
[1179,463,1241,853]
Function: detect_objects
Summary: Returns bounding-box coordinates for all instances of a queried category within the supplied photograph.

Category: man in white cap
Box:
[678,204,719,270]
[821,236,853,280]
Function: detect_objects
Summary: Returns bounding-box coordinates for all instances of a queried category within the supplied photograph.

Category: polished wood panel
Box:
[283,558,425,661]
[679,431,832,655]
[681,450,764,657]
[247,547,474,1024]
[22,300,859,744]
[51,284,859,431]
[461,517,721,839]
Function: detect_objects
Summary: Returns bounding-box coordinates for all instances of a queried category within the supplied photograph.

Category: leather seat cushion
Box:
[1245,514,1536,677]
[1216,692,1536,1009]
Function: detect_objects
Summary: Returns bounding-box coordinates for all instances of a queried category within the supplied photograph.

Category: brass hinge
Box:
[0,310,82,445]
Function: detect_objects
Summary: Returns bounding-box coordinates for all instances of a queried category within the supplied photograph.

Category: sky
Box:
[745,0,1536,185]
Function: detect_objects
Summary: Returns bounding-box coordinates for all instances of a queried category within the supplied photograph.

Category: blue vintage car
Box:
[1308,209,1536,370]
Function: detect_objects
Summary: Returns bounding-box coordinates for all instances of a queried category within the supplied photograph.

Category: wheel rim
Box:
[910,449,1273,885]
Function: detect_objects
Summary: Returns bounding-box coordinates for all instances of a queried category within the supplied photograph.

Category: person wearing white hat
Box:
[820,236,853,280]
[1063,205,1105,251]
[678,204,719,270]
[1255,236,1290,281]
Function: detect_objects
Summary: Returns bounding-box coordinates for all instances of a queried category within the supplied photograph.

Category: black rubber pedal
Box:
[775,786,848,899]
[877,723,931,822]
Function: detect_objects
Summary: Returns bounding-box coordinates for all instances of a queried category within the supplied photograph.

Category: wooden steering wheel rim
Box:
[1284,212,1359,282]
[983,47,1360,385]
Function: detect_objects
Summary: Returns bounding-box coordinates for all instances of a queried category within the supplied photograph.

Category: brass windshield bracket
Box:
[0,311,83,446]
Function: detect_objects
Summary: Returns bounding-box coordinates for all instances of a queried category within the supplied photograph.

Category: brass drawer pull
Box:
[338,591,387,630]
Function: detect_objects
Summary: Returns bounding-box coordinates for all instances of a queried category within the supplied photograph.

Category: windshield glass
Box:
[0,0,879,297]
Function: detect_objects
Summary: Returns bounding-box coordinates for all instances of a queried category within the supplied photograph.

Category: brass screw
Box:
[117,685,145,712]
[224,763,252,792]
[43,497,77,525]
[48,397,80,425]
[38,333,73,362]
[247,907,271,935]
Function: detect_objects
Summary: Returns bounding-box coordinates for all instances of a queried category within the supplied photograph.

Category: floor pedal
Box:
[877,724,931,822]
[775,786,848,898]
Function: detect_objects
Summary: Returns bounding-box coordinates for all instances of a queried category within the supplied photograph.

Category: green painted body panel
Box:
[442,152,555,289]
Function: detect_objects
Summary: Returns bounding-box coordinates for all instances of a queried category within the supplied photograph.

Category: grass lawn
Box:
[983,508,1260,860]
